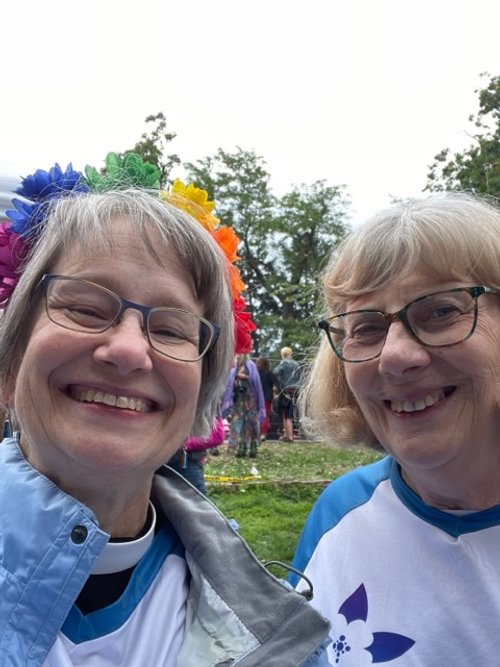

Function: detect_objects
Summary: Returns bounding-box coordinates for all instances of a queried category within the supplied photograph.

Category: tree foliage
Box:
[185,148,351,355]
[272,181,350,354]
[126,112,180,187]
[426,73,500,196]
[130,118,351,357]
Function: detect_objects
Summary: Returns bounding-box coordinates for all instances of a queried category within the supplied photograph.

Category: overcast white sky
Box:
[2,0,499,223]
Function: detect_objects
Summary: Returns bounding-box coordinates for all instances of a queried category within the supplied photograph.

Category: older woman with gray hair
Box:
[0,155,331,666]
[291,192,500,666]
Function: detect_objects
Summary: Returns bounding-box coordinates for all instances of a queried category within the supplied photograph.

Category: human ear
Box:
[0,375,15,412]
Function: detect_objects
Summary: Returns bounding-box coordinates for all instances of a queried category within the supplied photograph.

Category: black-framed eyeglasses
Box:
[318,285,500,363]
[38,274,220,363]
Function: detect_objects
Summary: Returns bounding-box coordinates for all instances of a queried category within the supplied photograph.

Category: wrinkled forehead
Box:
[74,215,181,263]
[329,207,497,310]
[325,255,474,315]
[50,220,197,297]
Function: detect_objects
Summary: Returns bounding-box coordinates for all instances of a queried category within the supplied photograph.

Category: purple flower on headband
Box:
[6,163,88,237]
[0,222,28,307]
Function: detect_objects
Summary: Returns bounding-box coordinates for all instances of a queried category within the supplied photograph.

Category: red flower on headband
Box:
[234,296,256,354]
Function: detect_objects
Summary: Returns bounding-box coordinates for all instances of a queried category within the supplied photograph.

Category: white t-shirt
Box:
[44,524,188,666]
[292,456,500,666]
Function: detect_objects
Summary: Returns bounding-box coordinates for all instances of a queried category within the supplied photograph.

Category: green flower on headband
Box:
[84,152,161,191]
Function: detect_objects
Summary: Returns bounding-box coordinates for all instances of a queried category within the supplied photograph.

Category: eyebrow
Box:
[69,273,200,311]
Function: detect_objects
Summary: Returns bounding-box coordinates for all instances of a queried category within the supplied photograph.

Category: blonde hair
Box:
[281,346,293,358]
[300,192,500,446]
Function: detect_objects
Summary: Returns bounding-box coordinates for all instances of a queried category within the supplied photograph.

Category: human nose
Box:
[378,320,431,377]
[93,312,154,374]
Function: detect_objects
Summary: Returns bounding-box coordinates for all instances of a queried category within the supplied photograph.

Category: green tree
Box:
[127,118,352,357]
[185,147,278,353]
[426,73,500,196]
[126,112,180,187]
[186,148,351,356]
[274,181,350,354]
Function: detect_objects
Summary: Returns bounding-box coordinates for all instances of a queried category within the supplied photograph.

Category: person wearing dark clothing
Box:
[274,347,301,442]
[256,355,277,441]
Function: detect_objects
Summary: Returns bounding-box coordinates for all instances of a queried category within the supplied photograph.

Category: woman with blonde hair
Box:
[292,192,500,666]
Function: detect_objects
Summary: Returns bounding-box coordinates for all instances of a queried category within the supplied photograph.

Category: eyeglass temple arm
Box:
[318,319,343,335]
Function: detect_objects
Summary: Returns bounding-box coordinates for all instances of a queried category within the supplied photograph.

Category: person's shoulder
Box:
[290,456,390,585]
[299,456,390,545]
[313,455,390,520]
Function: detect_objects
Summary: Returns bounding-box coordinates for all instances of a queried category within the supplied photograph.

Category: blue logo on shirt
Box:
[330,584,415,664]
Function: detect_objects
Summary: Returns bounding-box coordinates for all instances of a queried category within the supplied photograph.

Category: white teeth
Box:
[391,392,443,413]
[71,388,152,412]
[103,393,116,407]
[116,396,130,409]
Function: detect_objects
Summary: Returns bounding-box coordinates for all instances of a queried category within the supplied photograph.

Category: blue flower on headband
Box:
[6,163,88,237]
[15,163,87,201]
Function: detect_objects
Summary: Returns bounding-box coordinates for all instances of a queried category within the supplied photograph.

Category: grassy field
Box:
[204,440,382,565]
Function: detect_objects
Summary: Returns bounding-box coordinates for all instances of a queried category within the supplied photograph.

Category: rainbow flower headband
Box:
[0,152,256,353]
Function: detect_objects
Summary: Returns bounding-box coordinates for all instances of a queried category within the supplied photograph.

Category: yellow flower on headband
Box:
[161,180,244,298]
[171,180,216,213]
[160,177,255,351]
[161,179,219,232]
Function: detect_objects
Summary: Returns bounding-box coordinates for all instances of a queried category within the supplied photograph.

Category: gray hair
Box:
[300,191,500,446]
[0,188,235,435]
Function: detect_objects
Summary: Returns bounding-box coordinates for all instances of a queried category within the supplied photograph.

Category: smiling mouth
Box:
[385,387,456,414]
[69,387,155,413]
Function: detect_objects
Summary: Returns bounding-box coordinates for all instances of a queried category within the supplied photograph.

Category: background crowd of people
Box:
[169,348,302,495]
[220,347,303,455]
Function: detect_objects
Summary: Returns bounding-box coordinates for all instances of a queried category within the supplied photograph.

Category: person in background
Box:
[291,192,500,666]
[274,346,301,442]
[222,353,265,457]
[256,354,277,442]
[168,415,225,494]
[0,154,331,666]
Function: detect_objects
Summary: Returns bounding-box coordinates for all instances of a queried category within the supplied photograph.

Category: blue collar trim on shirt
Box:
[62,520,185,643]
[389,457,500,537]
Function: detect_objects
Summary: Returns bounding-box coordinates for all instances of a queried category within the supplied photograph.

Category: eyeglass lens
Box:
[45,277,211,361]
[330,289,477,362]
